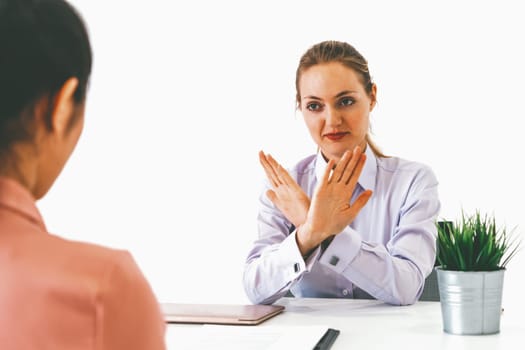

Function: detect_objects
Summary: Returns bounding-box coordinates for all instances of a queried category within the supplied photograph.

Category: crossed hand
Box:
[259,147,373,256]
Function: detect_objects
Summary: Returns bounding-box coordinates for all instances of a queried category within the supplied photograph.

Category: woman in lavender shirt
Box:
[243,40,440,306]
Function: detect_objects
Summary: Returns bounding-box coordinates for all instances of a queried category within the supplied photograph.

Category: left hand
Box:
[296,146,373,255]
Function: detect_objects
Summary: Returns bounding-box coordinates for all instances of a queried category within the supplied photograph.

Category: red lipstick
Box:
[324,132,349,141]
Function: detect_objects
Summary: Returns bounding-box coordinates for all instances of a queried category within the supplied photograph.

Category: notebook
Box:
[167,324,338,350]
[161,303,285,325]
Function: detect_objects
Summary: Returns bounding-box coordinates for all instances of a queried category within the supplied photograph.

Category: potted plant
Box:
[435,210,521,335]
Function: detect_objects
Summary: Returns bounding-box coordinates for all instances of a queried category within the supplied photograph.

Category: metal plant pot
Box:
[436,267,505,335]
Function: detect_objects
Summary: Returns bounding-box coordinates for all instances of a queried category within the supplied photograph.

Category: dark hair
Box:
[0,0,92,153]
[295,40,385,157]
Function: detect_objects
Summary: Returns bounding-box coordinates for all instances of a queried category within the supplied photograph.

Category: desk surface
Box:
[165,297,524,350]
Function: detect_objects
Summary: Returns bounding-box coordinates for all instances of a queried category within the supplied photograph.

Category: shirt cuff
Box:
[279,231,315,280]
[279,232,306,281]
[319,226,362,274]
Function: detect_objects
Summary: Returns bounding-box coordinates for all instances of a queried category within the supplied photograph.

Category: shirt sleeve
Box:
[319,166,441,305]
[96,251,166,350]
[243,183,320,305]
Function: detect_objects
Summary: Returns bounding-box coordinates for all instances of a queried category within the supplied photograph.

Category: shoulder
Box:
[39,235,153,303]
[95,246,160,316]
[48,234,134,273]
[376,157,439,197]
[22,231,129,272]
[83,242,166,349]
[53,238,153,298]
[376,156,438,188]
[61,237,154,297]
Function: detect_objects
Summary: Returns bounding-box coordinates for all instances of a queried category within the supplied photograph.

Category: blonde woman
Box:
[244,40,441,306]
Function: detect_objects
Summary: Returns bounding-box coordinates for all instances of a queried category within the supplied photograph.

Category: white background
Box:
[39,0,524,311]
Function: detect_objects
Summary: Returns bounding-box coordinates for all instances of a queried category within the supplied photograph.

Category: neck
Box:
[0,146,38,198]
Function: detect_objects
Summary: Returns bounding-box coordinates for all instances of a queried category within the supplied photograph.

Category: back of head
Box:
[0,0,92,158]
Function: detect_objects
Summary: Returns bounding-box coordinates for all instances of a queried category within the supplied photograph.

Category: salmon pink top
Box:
[0,177,166,350]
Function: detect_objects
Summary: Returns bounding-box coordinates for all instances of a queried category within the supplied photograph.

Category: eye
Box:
[339,97,354,107]
[306,102,323,112]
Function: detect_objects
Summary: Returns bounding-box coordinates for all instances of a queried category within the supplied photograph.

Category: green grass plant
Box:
[437,211,521,271]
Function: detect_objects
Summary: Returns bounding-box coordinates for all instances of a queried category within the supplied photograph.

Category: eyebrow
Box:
[303,90,358,100]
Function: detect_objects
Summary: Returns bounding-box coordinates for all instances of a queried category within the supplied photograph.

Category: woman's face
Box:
[299,62,376,163]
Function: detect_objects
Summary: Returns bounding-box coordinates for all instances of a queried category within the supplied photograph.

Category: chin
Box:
[321,148,346,162]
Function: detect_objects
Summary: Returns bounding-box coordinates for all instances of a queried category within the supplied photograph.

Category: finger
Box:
[338,146,361,184]
[259,151,280,188]
[320,158,336,185]
[330,150,352,183]
[266,189,278,205]
[344,153,366,187]
[351,190,373,213]
[266,154,288,185]
[345,190,373,222]
[269,155,297,187]
[259,152,279,187]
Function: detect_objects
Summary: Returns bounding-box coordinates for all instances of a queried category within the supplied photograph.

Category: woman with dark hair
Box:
[0,1,166,348]
[244,40,441,306]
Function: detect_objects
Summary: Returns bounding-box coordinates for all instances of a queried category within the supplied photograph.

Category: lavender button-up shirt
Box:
[243,146,441,306]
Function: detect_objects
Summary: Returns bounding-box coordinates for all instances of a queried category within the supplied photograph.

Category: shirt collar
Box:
[314,145,377,191]
[0,176,46,231]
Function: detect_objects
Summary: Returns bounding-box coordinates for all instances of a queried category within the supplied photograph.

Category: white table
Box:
[165,297,524,349]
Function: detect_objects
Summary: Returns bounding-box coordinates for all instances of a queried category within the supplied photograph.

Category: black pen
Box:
[314,328,340,350]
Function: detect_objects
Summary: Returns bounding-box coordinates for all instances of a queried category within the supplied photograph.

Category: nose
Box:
[325,105,342,126]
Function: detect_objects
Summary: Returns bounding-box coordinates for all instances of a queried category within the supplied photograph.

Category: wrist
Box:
[295,224,318,256]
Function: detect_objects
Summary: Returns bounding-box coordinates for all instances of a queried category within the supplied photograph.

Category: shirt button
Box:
[342,289,349,296]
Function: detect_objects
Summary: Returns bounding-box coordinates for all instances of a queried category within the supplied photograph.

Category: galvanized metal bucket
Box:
[436,267,505,335]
